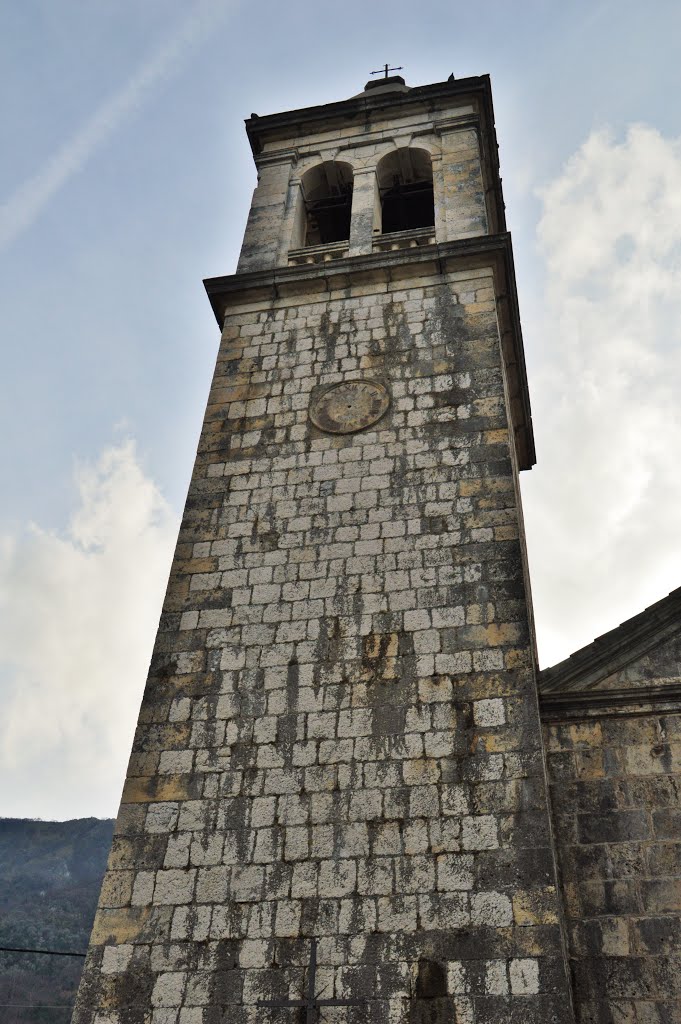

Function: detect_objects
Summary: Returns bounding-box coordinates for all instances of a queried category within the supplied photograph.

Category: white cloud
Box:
[522,124,681,667]
[0,0,230,252]
[0,441,178,819]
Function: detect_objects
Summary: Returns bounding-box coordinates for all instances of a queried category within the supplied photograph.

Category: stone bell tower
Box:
[74,74,575,1024]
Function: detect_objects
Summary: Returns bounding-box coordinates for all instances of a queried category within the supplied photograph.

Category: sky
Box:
[2,0,681,819]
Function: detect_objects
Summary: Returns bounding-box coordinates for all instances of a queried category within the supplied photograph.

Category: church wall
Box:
[544,708,681,1023]
[73,259,574,1024]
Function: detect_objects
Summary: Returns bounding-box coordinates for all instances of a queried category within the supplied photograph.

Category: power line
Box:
[0,945,86,958]
[0,1004,75,1009]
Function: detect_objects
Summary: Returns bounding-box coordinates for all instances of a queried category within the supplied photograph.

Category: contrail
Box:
[0,0,231,252]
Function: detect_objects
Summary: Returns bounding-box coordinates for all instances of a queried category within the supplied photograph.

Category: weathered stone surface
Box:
[73,75,575,1024]
[541,593,681,1024]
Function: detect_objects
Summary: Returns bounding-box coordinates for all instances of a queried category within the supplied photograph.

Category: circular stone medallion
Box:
[309,379,390,434]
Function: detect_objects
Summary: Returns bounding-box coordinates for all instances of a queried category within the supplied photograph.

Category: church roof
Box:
[539,586,681,693]
[538,587,681,717]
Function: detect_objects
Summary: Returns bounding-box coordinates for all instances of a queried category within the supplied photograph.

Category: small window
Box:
[300,161,354,246]
[377,148,434,234]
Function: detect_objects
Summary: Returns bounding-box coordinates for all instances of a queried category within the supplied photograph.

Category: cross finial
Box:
[370,63,403,79]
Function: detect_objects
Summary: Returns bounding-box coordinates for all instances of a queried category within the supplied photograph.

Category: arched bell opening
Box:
[376,147,434,234]
[299,161,354,246]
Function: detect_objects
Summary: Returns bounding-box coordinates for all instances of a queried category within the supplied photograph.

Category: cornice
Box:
[433,114,480,135]
[206,234,510,308]
[245,76,493,157]
[254,148,299,170]
[539,683,681,723]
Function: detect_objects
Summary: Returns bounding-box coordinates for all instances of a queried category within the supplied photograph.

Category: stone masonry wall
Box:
[74,261,574,1024]
[544,711,681,1023]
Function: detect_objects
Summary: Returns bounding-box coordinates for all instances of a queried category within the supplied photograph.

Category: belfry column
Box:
[238,151,298,272]
[348,167,379,256]
[435,118,489,240]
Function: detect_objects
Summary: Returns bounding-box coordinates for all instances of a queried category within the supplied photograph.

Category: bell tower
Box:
[74,74,575,1024]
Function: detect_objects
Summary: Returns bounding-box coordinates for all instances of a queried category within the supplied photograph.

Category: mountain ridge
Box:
[0,816,113,1023]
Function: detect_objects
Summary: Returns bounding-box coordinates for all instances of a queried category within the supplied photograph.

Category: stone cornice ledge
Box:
[539,683,681,723]
[245,75,493,157]
[204,233,535,470]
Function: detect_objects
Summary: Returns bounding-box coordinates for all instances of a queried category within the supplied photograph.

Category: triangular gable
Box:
[539,586,681,695]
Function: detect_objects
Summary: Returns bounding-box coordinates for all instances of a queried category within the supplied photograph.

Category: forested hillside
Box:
[0,817,113,1023]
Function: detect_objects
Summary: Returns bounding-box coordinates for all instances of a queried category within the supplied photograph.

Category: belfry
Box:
[75,72,681,1024]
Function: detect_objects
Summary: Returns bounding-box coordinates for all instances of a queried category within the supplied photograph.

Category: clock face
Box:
[309,379,390,434]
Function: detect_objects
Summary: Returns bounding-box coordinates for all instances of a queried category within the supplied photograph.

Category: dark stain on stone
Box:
[410,959,452,1024]
[416,960,447,998]
[316,617,342,663]
[362,632,399,671]
[431,385,471,408]
[286,657,300,713]
[319,310,343,369]
[372,704,407,738]
[424,515,449,535]
[149,653,177,680]
[105,954,154,1010]
[209,940,244,1008]
[251,512,280,552]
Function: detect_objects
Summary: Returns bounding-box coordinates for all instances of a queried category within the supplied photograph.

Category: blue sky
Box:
[2,0,681,817]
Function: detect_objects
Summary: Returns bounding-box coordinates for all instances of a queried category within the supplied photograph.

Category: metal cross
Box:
[370,64,403,79]
[258,938,365,1024]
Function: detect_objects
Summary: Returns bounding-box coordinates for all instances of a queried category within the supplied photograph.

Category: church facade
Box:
[73,74,681,1024]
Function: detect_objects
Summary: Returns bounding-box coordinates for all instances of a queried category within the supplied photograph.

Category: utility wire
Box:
[0,945,86,958]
